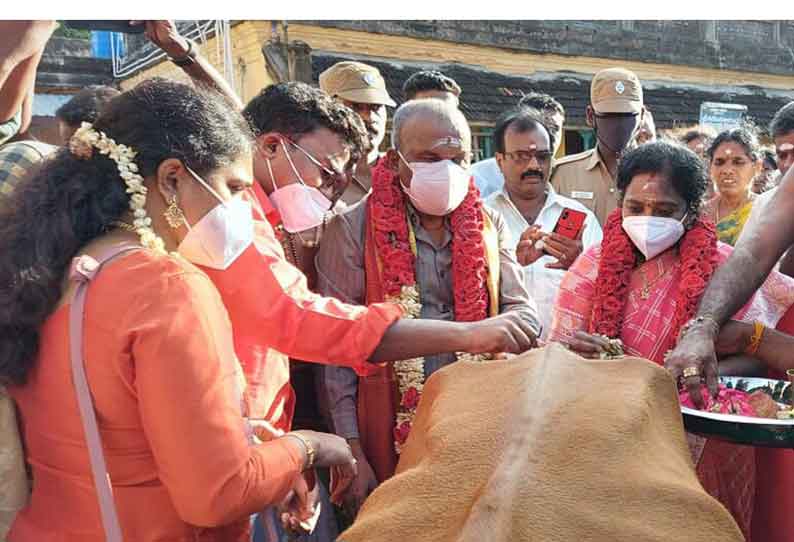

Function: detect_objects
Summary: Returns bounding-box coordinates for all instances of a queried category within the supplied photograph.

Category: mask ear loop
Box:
[395,150,417,196]
[184,165,229,208]
[265,156,279,190]
[241,186,266,222]
[396,150,412,171]
[281,138,309,188]
[281,138,335,216]
[680,211,692,230]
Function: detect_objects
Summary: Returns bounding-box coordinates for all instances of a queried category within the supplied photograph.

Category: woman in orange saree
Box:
[549,141,794,540]
[0,79,358,542]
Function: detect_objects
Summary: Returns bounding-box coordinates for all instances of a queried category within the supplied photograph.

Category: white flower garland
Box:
[389,285,425,455]
[390,284,489,455]
[70,122,166,253]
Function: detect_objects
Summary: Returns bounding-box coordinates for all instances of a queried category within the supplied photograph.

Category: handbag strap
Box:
[68,243,140,542]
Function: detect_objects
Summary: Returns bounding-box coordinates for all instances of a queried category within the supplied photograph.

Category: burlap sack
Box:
[340,344,744,542]
[0,387,27,541]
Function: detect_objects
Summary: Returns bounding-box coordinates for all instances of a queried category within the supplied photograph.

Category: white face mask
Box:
[267,139,333,233]
[622,214,686,260]
[398,152,470,216]
[177,167,254,270]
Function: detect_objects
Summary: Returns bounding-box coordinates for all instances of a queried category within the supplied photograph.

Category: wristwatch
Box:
[170,39,197,68]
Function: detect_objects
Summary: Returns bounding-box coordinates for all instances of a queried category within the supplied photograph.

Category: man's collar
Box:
[498,183,559,211]
[405,200,450,226]
[542,184,562,209]
[405,201,453,247]
[586,147,603,171]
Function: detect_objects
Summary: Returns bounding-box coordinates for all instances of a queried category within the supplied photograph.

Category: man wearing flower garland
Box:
[316,99,541,516]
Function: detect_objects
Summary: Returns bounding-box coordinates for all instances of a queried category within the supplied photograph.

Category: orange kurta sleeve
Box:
[202,222,403,376]
[128,267,304,527]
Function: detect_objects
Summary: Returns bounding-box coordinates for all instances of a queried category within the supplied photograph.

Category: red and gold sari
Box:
[549,214,794,540]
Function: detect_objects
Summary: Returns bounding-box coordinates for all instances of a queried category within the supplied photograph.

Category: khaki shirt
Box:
[339,154,383,206]
[550,147,618,226]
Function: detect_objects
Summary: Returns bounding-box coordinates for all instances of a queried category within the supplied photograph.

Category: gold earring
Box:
[163,195,186,229]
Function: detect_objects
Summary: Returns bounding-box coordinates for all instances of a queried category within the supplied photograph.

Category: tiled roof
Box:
[312,52,794,131]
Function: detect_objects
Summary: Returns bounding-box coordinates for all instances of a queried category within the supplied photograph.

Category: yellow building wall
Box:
[122,21,794,103]
[120,21,274,104]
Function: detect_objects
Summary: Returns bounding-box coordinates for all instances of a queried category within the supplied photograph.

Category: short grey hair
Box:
[390,98,471,151]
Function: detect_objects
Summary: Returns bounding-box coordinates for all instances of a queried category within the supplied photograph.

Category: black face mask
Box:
[594,114,640,155]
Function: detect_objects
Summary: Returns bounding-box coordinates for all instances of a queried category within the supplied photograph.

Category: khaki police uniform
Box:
[319,61,396,108]
[550,66,644,226]
[550,147,618,226]
[320,61,396,207]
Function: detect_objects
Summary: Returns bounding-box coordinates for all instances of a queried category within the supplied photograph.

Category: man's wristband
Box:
[170,39,197,67]
[745,321,766,356]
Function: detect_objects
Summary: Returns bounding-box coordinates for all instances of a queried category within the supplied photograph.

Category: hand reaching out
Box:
[543,232,583,270]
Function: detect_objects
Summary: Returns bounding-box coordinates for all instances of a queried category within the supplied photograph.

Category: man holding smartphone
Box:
[485,107,602,337]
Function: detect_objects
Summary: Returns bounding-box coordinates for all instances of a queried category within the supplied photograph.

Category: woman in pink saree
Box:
[549,141,794,540]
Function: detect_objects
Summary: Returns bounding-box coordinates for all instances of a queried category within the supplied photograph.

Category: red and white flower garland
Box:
[369,161,491,453]
[589,208,719,353]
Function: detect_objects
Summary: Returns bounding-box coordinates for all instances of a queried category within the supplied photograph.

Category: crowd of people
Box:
[3,19,794,542]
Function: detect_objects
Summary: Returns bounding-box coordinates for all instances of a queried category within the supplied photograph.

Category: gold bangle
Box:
[285,432,315,471]
[745,321,765,356]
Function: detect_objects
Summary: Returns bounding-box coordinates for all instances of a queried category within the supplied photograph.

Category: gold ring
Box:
[682,366,701,379]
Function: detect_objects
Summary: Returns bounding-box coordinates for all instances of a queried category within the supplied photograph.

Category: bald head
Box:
[391,98,471,152]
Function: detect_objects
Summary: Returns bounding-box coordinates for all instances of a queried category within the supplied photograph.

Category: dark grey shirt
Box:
[315,195,541,439]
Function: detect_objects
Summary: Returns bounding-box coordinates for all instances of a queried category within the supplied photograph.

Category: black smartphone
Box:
[64,21,146,34]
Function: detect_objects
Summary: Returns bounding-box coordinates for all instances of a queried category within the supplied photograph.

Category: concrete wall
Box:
[286,22,794,91]
[306,20,794,78]
[120,20,794,112]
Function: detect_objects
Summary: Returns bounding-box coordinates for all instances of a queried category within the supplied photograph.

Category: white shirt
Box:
[471,158,505,199]
[485,185,603,339]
